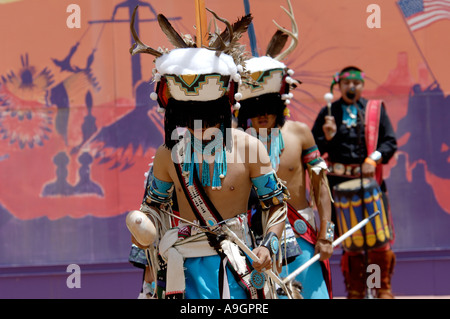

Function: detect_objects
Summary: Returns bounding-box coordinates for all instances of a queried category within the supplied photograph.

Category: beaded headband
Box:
[330,69,365,92]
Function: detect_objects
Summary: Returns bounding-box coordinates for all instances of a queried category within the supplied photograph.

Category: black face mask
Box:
[236,93,286,129]
[164,96,232,150]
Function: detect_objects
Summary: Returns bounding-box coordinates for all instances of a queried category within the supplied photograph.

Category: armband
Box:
[303,145,334,206]
[303,145,329,176]
[143,167,174,205]
[302,145,324,167]
[251,171,289,209]
[260,232,279,256]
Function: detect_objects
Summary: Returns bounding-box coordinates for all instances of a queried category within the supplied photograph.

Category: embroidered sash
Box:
[286,202,333,298]
[365,100,383,185]
[174,162,223,228]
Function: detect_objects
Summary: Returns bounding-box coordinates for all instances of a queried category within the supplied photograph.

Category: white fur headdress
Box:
[129,6,253,148]
[235,0,300,124]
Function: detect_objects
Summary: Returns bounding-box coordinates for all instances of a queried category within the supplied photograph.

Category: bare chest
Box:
[170,161,252,221]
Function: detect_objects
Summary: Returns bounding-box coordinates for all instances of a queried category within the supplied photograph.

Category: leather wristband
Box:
[364,157,377,168]
[260,232,279,256]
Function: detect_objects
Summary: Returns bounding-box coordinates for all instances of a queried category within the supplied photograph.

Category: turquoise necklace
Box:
[182,130,227,190]
[342,103,358,127]
[258,128,285,170]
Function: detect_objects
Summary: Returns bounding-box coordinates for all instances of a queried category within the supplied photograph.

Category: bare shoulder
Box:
[232,127,266,153]
[284,120,311,135]
[231,127,250,141]
[231,128,272,176]
[152,144,173,181]
[154,144,172,160]
[283,120,316,148]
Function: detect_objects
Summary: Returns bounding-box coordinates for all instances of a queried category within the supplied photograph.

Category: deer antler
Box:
[272,0,298,61]
[206,8,234,52]
[206,8,253,64]
[129,6,162,57]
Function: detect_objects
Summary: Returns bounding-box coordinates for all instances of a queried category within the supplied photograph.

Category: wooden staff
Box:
[324,92,333,116]
[282,211,380,284]
[222,225,295,299]
[194,0,208,47]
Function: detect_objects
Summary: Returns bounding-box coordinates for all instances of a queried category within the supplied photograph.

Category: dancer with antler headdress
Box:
[126,5,291,299]
[235,0,334,299]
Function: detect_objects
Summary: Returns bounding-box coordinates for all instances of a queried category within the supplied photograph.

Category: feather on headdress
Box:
[129,5,253,149]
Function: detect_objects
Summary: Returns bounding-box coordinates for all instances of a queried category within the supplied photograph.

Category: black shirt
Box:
[312,97,397,165]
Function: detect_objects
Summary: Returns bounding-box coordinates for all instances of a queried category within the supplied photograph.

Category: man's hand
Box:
[362,161,376,178]
[315,239,333,261]
[322,115,337,141]
[252,246,273,272]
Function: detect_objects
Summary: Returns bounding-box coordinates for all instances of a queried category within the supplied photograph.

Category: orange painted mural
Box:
[0,0,449,266]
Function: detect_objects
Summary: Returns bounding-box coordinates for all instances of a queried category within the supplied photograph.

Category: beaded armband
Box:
[302,145,329,179]
[302,145,325,167]
[260,232,279,256]
[143,167,174,205]
[251,171,289,209]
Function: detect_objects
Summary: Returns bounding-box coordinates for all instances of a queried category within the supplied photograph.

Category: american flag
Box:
[397,0,450,31]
